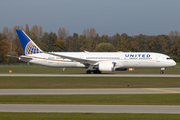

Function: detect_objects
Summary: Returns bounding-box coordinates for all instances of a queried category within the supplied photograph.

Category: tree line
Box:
[0,24,180,63]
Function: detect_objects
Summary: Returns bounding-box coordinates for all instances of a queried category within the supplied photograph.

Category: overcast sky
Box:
[0,0,180,36]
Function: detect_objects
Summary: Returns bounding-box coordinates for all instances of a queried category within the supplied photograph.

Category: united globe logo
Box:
[25,41,42,55]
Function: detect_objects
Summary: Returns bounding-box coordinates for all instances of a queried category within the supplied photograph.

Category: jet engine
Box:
[98,62,116,72]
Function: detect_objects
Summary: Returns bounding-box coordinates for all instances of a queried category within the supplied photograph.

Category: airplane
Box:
[9,29,176,74]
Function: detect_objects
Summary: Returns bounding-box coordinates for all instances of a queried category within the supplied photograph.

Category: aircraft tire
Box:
[86,70,91,74]
[93,70,102,74]
[86,70,102,74]
[160,71,164,74]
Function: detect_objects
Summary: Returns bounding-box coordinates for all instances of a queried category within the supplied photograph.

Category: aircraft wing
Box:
[44,52,98,65]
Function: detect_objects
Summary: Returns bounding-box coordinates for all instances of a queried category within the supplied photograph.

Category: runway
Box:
[1,89,180,113]
[1,73,180,77]
[1,73,180,114]
[0,88,180,95]
[0,104,180,113]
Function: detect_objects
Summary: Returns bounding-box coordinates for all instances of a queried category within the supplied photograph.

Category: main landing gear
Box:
[160,68,165,74]
[86,69,102,74]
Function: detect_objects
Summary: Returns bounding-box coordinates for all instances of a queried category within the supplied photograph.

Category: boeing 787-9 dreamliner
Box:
[10,30,176,74]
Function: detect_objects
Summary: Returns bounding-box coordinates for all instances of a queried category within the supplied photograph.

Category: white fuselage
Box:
[20,52,176,69]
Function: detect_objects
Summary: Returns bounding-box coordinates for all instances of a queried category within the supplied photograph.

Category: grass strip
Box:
[0,94,180,105]
[1,113,180,120]
[0,63,179,73]
[0,77,180,89]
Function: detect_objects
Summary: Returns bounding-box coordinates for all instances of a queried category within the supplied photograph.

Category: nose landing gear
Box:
[160,71,164,74]
[160,68,165,74]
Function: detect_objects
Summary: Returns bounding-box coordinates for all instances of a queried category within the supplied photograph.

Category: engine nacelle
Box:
[98,62,116,72]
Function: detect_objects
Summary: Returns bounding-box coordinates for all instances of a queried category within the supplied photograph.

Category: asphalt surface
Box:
[1,73,180,114]
[1,73,180,77]
[0,88,180,95]
[0,104,180,113]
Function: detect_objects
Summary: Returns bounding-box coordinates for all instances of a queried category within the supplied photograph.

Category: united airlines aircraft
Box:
[11,30,176,74]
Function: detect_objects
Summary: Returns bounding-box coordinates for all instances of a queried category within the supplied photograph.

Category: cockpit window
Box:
[166,57,172,60]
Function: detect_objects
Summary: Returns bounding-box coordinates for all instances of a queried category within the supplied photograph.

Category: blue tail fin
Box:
[16,30,42,55]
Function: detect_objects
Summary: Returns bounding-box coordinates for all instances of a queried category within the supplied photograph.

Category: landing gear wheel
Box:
[160,68,165,74]
[93,70,102,74]
[86,70,102,74]
[86,70,91,74]
[160,71,164,74]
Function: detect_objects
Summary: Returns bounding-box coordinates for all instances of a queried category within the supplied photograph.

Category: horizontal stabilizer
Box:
[6,55,20,59]
[7,55,32,61]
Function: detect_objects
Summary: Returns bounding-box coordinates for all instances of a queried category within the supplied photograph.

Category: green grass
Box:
[1,113,180,120]
[0,64,86,73]
[0,64,179,119]
[0,94,180,105]
[0,63,179,73]
[0,77,180,89]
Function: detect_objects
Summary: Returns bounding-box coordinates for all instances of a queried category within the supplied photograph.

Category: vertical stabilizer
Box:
[16,30,42,55]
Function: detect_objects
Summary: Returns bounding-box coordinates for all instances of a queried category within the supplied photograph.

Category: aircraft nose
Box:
[173,60,177,66]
